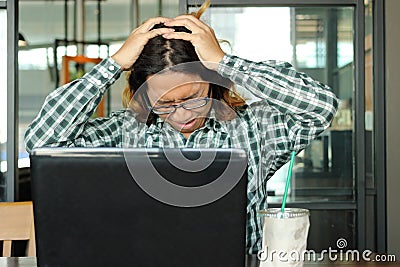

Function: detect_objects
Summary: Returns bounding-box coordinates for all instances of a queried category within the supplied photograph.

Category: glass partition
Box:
[195,6,355,203]
[86,0,131,41]
[19,1,75,45]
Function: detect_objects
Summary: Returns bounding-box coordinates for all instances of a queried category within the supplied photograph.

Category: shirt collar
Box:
[204,108,228,133]
[144,116,164,135]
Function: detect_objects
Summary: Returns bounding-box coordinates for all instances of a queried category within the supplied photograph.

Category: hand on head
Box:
[111,17,174,70]
[162,15,225,70]
[112,15,225,71]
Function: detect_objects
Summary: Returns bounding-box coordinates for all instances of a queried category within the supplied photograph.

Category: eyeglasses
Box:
[150,97,211,115]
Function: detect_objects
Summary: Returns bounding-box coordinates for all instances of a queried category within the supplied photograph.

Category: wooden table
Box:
[0,256,399,267]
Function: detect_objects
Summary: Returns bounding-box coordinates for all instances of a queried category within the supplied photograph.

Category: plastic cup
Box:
[258,208,310,267]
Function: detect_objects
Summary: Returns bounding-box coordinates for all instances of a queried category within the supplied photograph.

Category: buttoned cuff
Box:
[217,54,252,77]
[83,57,123,94]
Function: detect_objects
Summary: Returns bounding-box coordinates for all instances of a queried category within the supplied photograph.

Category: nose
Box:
[168,106,193,123]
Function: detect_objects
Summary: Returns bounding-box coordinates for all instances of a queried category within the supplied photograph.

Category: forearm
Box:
[24,57,122,152]
[217,54,338,129]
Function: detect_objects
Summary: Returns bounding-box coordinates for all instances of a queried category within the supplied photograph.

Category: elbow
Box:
[312,91,339,131]
[24,126,41,154]
[327,96,339,124]
[25,143,34,154]
[321,92,339,129]
[329,91,339,121]
[24,131,35,154]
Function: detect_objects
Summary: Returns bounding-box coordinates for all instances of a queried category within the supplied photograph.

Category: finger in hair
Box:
[164,18,201,32]
[147,27,175,38]
[162,31,193,41]
[172,15,209,30]
[141,17,172,32]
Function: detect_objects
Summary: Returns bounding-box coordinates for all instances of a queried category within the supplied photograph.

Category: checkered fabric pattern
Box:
[25,54,338,254]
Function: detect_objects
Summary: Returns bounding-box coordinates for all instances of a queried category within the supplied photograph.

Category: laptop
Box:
[30,148,248,267]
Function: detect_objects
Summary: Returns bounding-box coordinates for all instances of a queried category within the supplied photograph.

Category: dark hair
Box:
[123,23,246,124]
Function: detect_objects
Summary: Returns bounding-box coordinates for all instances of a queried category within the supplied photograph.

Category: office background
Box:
[0,0,399,258]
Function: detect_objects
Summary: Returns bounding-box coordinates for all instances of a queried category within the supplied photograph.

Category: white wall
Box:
[385,0,400,257]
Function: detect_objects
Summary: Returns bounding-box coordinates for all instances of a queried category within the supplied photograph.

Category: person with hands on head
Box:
[25,0,338,255]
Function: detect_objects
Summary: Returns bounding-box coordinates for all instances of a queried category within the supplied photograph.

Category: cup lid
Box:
[258,208,310,219]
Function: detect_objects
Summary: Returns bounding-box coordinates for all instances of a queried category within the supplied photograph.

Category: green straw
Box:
[281,150,296,214]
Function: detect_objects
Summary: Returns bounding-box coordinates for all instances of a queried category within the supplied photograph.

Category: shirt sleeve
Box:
[217,54,339,174]
[24,57,124,153]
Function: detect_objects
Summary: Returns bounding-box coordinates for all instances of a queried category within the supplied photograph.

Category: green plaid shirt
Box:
[25,54,338,254]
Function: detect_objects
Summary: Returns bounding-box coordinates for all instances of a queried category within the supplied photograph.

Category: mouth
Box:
[173,118,197,130]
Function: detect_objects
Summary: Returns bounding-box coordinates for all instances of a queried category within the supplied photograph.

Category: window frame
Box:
[4,0,18,202]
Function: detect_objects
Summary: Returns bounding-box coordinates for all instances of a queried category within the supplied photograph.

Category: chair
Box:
[0,201,36,256]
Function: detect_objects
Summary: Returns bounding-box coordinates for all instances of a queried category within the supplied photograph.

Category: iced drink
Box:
[258,208,310,267]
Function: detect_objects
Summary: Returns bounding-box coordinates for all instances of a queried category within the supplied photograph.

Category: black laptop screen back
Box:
[31,148,248,267]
